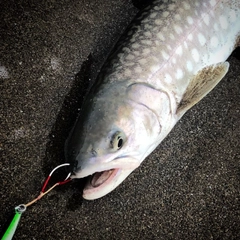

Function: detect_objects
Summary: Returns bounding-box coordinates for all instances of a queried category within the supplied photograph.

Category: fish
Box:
[65,0,240,200]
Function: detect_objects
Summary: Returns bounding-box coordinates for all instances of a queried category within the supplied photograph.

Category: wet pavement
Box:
[0,0,239,239]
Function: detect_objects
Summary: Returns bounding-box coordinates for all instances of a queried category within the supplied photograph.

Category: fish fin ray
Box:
[177,62,229,118]
[234,35,240,49]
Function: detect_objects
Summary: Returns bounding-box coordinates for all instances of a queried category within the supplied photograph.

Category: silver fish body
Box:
[65,0,240,199]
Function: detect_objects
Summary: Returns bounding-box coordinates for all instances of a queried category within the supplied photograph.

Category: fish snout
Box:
[70,156,94,178]
[70,160,81,177]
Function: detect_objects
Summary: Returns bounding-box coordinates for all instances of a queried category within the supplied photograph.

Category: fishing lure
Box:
[2,163,71,240]
[2,205,26,240]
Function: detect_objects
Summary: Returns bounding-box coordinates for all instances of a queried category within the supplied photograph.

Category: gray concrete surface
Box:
[0,0,239,239]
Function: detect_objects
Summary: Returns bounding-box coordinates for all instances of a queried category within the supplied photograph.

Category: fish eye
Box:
[117,136,123,148]
[110,131,125,150]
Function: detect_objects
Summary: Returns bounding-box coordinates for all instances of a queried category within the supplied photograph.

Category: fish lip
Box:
[70,165,116,179]
[70,155,135,179]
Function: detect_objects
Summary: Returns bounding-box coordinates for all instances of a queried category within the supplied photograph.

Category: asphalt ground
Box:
[0,0,239,239]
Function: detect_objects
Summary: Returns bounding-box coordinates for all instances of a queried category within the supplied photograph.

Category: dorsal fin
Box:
[177,62,229,118]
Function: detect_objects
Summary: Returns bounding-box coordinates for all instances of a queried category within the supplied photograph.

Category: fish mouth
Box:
[71,156,139,199]
[83,168,121,199]
[90,169,118,187]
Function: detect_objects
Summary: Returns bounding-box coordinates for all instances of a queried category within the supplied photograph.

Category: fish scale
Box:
[104,0,240,94]
[65,0,240,200]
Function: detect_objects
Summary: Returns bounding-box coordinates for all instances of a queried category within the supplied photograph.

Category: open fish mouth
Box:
[83,168,121,199]
[90,169,117,187]
[70,157,139,199]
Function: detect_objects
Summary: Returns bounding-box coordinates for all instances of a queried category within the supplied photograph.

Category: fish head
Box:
[65,83,165,200]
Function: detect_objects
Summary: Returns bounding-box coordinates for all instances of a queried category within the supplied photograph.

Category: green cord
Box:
[2,205,26,240]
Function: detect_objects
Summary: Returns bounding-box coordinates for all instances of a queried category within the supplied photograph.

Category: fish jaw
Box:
[71,156,140,200]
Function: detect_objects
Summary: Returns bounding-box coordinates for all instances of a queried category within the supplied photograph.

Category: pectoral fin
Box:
[177,62,229,118]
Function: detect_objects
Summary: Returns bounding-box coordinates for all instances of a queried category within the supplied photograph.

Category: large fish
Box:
[65,0,240,200]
